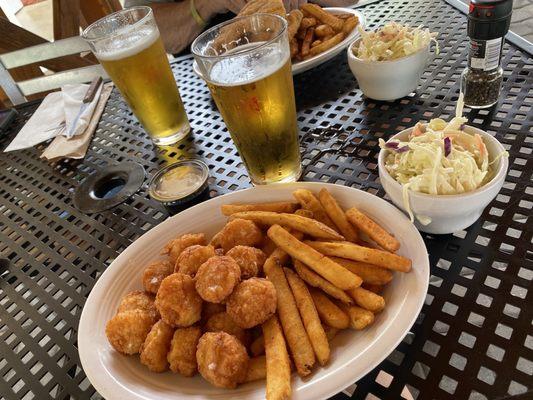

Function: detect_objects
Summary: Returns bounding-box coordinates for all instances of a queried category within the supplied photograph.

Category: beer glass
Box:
[192,14,301,185]
[82,7,190,145]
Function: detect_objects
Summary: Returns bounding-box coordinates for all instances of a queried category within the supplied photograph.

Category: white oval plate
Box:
[192,8,365,77]
[78,182,429,400]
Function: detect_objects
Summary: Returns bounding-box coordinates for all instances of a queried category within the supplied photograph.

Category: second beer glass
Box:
[82,7,190,145]
[192,14,301,185]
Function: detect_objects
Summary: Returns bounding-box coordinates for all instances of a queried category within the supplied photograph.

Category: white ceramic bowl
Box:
[378,125,509,234]
[347,39,430,101]
[78,182,429,400]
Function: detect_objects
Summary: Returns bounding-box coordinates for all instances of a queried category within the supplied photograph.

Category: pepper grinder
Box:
[460,0,513,109]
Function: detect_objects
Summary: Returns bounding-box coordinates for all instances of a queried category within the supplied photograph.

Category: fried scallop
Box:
[117,291,159,321]
[105,310,155,355]
[176,245,216,276]
[196,332,249,388]
[194,256,241,303]
[226,278,277,329]
[155,273,202,327]
[226,246,267,279]
[140,320,174,372]
[211,219,263,252]
[205,312,249,345]
[142,260,174,294]
[163,233,206,262]
[167,326,202,376]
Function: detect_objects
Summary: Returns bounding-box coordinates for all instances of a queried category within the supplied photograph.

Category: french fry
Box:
[287,9,303,40]
[301,3,343,31]
[346,287,385,313]
[318,188,359,242]
[323,324,339,341]
[363,283,385,294]
[285,268,330,366]
[268,225,361,290]
[346,207,400,252]
[221,202,299,216]
[244,355,266,382]
[336,13,354,19]
[292,189,337,230]
[305,240,412,272]
[341,15,359,36]
[250,334,265,356]
[315,24,335,38]
[301,27,315,57]
[337,303,375,330]
[311,39,322,47]
[290,38,299,58]
[310,288,350,329]
[296,26,307,41]
[263,315,291,400]
[308,33,345,57]
[330,257,393,285]
[294,209,314,219]
[264,250,315,376]
[300,17,317,29]
[230,211,344,241]
[293,259,353,304]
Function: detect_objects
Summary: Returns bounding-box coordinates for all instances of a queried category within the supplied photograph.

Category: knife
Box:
[66,76,103,138]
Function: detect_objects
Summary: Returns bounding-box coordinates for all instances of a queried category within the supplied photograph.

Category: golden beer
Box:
[207,57,300,184]
[84,7,190,145]
[193,13,301,185]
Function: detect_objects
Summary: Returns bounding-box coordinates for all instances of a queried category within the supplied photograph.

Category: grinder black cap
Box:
[468,0,513,40]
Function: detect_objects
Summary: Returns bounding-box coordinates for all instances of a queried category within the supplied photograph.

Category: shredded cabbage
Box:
[355,21,439,61]
[379,94,508,224]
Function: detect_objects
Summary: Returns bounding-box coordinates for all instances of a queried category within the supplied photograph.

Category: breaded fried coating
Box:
[226,278,277,329]
[140,320,174,372]
[155,273,202,327]
[194,256,241,303]
[226,246,266,279]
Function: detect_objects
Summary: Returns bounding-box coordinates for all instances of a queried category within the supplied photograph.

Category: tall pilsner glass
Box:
[82,7,190,145]
[192,14,301,185]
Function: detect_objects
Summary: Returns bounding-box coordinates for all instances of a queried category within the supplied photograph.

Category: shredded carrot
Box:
[412,124,423,137]
[474,134,486,156]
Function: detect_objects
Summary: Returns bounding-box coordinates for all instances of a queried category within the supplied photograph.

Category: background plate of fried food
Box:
[288,6,365,74]
[78,182,428,400]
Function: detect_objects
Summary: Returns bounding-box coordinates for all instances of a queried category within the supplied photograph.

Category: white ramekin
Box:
[378,125,509,234]
[347,39,430,101]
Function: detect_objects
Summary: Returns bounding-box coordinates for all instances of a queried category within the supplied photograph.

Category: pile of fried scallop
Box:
[105,189,412,398]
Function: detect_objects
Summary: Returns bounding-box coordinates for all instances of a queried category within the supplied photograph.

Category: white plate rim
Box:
[78,182,429,400]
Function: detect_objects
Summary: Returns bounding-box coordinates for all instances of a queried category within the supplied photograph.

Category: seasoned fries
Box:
[229,211,344,241]
[346,287,385,313]
[294,209,314,218]
[264,249,316,377]
[221,202,299,216]
[300,17,317,29]
[293,259,353,304]
[244,356,267,382]
[309,33,344,57]
[346,207,400,252]
[330,257,393,285]
[301,27,315,57]
[301,4,343,31]
[310,288,350,329]
[263,316,291,400]
[315,24,335,38]
[293,189,337,230]
[285,268,330,366]
[338,303,375,330]
[305,240,412,272]
[318,188,359,242]
[342,16,359,36]
[287,9,304,40]
[268,225,362,290]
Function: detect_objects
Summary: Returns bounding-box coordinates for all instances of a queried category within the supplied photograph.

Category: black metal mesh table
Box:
[1,0,532,399]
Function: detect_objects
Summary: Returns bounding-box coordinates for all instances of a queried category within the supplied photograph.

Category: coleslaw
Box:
[379,94,508,223]
[355,21,438,62]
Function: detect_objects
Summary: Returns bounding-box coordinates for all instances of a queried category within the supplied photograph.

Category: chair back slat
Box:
[17,65,108,97]
[0,36,92,70]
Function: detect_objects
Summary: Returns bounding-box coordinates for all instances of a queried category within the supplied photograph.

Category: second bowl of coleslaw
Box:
[347,22,438,101]
[378,117,508,234]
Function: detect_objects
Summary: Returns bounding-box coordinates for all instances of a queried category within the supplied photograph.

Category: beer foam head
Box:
[207,42,290,86]
[96,27,159,61]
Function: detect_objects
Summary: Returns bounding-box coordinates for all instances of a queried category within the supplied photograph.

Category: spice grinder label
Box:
[468,37,502,71]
